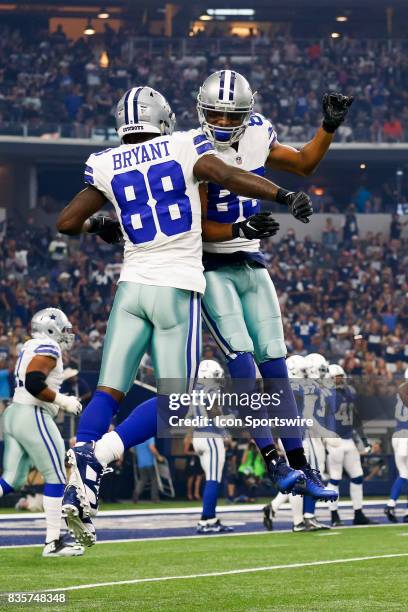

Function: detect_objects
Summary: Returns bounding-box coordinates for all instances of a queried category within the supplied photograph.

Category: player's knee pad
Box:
[350,475,363,485]
[329,478,341,486]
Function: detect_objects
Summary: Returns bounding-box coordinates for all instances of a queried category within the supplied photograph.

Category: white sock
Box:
[350,482,363,511]
[387,499,396,508]
[94,431,124,466]
[43,495,62,543]
[271,492,289,514]
[328,484,340,511]
[304,512,314,519]
[291,495,304,525]
[0,484,4,497]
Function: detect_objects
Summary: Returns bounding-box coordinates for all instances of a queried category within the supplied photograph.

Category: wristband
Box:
[276,188,291,205]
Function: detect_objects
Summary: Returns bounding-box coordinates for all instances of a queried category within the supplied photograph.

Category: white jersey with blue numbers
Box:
[13,338,63,418]
[395,396,408,431]
[85,130,215,294]
[203,113,277,255]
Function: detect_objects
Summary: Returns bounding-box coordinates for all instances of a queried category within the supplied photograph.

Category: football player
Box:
[384,369,408,523]
[326,364,375,526]
[191,359,233,533]
[196,71,352,501]
[0,309,84,557]
[57,86,307,545]
[263,354,334,532]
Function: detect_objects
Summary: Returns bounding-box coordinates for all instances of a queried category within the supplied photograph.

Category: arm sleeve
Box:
[192,132,216,160]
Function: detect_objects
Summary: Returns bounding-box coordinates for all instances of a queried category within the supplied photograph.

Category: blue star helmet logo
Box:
[50,314,57,320]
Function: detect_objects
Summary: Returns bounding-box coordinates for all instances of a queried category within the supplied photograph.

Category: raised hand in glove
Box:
[232,212,280,240]
[276,188,313,224]
[322,92,354,133]
[54,393,82,415]
[88,215,123,244]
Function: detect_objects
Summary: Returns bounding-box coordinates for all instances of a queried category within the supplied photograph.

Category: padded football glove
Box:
[276,188,313,224]
[232,212,280,240]
[88,215,123,244]
[322,92,354,133]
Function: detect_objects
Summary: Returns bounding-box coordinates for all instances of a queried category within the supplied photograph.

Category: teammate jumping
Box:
[196,70,352,500]
[0,309,84,557]
[57,86,309,545]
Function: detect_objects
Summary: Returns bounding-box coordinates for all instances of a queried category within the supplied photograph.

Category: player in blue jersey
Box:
[325,364,375,526]
[263,354,336,531]
[57,85,309,545]
[384,370,408,523]
[196,70,352,502]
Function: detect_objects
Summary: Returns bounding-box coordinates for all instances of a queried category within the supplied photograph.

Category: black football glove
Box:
[232,212,280,240]
[87,215,123,244]
[276,188,313,224]
[322,92,354,133]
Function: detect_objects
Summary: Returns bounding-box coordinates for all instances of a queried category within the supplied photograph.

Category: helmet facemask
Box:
[197,100,253,149]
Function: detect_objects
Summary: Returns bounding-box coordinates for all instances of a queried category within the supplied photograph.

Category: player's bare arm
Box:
[25,354,82,414]
[267,93,354,176]
[57,185,122,244]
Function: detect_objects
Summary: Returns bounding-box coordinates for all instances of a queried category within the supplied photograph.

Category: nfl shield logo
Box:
[236,156,242,165]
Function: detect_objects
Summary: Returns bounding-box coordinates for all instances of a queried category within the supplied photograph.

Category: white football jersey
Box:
[13,337,63,417]
[85,130,215,294]
[203,114,277,255]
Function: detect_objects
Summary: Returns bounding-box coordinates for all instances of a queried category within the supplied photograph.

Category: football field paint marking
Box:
[315,532,341,536]
[42,553,408,593]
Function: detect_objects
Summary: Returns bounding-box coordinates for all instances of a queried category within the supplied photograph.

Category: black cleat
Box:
[262,504,274,531]
[292,521,308,532]
[331,510,343,527]
[384,506,398,523]
[403,515,408,524]
[353,510,377,525]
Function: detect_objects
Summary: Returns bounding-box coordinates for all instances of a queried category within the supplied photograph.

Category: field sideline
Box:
[1,524,407,611]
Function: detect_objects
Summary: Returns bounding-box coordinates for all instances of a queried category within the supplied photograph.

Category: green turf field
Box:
[1,525,407,611]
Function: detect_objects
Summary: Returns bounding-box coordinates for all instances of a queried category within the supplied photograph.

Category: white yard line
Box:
[36,553,408,593]
[0,498,396,521]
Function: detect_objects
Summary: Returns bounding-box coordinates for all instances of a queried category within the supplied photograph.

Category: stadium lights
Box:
[84,19,95,35]
[207,9,255,16]
[199,14,213,21]
[97,7,110,19]
[336,16,348,22]
[331,32,341,38]
[360,163,367,170]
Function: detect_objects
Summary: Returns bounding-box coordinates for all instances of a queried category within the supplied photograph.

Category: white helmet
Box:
[304,353,329,379]
[404,368,408,380]
[328,363,346,387]
[31,308,74,351]
[198,360,224,379]
[286,355,307,379]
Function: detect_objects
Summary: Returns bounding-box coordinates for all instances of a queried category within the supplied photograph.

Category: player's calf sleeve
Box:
[76,391,120,443]
[228,352,274,449]
[350,478,363,511]
[0,478,14,497]
[303,495,316,518]
[258,358,304,461]
[113,397,159,450]
[202,480,219,520]
[43,483,64,543]
[291,494,304,526]
[328,481,340,511]
[390,476,408,502]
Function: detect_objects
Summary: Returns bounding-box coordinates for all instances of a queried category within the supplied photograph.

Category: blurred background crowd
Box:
[0,24,407,144]
[1,212,407,404]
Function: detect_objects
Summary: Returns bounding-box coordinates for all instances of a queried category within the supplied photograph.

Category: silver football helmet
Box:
[197,70,255,149]
[116,86,176,140]
[286,355,307,379]
[304,353,330,380]
[328,363,346,387]
[31,308,75,351]
[198,359,224,379]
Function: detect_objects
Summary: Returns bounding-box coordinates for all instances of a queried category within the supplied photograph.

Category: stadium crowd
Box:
[0,214,407,402]
[0,24,407,144]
